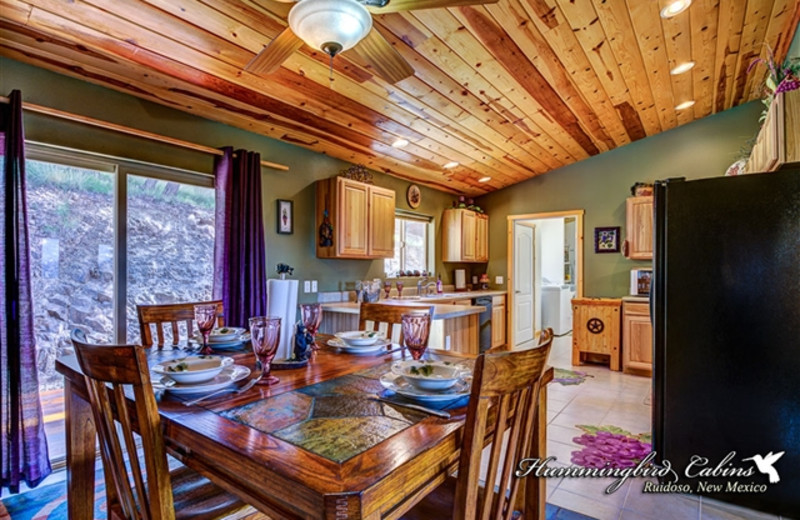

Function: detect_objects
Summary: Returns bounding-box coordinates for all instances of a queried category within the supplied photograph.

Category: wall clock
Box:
[407,184,421,209]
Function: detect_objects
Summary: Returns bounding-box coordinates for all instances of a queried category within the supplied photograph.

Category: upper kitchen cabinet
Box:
[744,89,800,174]
[442,208,488,263]
[316,177,395,259]
[625,196,653,260]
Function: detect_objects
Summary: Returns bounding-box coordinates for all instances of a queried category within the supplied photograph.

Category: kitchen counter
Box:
[319,299,495,355]
[320,301,485,319]
[398,289,506,302]
[621,295,650,303]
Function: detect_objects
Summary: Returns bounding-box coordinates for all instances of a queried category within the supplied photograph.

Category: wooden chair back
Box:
[454,328,553,520]
[358,303,435,346]
[136,300,224,348]
[70,329,175,520]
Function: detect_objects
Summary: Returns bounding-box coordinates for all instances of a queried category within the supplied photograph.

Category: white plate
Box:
[193,332,250,349]
[335,330,385,346]
[208,327,246,342]
[160,365,251,395]
[380,373,471,403]
[152,355,234,384]
[327,337,391,355]
[391,360,470,391]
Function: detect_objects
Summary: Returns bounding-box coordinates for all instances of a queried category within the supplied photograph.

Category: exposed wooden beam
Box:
[0,95,290,171]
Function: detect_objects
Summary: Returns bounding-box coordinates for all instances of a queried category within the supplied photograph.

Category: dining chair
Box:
[401,328,554,520]
[358,303,435,347]
[70,329,267,520]
[137,300,224,348]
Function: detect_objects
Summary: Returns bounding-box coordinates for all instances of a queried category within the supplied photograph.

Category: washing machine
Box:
[541,285,575,335]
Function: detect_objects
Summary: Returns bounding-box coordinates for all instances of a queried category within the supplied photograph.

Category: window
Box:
[25,144,214,464]
[385,212,433,277]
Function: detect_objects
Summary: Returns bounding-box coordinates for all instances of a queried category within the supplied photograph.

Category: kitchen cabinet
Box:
[491,295,506,349]
[572,298,621,371]
[622,300,652,375]
[316,177,395,259]
[625,196,653,260]
[744,89,800,173]
[442,208,489,263]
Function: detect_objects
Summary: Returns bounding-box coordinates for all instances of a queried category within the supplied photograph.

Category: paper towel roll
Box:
[267,279,299,361]
[455,269,466,290]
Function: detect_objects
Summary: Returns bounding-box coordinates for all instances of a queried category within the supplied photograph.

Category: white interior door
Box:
[514,223,535,346]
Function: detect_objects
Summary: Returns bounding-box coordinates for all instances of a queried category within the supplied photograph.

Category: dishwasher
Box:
[473,296,493,352]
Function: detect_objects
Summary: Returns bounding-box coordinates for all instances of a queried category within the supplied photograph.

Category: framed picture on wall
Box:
[277,199,293,235]
[594,226,620,253]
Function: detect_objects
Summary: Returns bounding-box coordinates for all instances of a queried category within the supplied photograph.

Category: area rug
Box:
[552,368,594,386]
[571,425,652,469]
[1,473,596,520]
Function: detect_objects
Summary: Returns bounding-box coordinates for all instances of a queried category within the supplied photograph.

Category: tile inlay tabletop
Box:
[219,358,469,462]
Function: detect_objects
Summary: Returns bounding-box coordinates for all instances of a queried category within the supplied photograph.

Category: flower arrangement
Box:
[276,263,294,278]
[747,46,800,124]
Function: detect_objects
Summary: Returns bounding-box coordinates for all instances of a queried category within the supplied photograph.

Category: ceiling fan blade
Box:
[245,27,304,76]
[248,0,295,19]
[366,0,499,14]
[350,28,415,84]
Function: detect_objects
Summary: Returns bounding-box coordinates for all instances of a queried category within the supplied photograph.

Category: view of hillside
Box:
[26,160,214,390]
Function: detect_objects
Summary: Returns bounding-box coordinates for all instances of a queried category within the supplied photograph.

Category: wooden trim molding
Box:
[0,96,289,171]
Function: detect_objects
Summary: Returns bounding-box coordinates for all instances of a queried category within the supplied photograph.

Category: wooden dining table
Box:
[56,337,553,520]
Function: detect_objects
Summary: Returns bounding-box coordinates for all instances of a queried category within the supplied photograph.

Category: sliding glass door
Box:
[24,144,215,464]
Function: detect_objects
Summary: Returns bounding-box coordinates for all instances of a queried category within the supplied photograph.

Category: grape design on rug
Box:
[571,425,652,468]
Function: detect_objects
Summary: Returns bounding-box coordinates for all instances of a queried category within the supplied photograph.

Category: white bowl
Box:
[153,355,234,384]
[208,327,245,342]
[391,360,470,391]
[335,330,384,346]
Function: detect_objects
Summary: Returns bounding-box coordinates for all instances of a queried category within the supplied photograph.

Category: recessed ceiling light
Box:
[444,161,459,169]
[675,100,695,110]
[660,0,692,18]
[478,176,491,183]
[392,138,409,148]
[670,61,696,75]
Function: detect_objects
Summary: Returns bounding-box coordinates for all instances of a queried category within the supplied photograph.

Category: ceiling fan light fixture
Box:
[675,100,695,110]
[478,176,491,183]
[444,161,459,169]
[660,0,692,18]
[289,0,373,57]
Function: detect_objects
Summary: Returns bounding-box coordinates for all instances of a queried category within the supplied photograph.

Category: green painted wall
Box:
[477,101,764,297]
[1,57,466,302]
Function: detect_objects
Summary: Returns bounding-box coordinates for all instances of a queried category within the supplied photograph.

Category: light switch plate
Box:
[311,280,318,293]
[495,276,504,285]
[303,281,311,293]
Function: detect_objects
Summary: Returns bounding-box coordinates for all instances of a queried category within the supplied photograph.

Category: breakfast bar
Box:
[319,301,485,354]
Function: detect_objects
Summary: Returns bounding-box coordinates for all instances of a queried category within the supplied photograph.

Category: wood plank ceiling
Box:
[1,0,798,195]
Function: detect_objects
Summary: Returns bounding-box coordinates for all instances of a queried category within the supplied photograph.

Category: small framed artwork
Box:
[594,226,620,253]
[407,184,421,209]
[277,199,293,235]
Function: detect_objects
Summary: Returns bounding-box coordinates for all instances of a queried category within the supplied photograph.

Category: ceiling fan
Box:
[245,0,499,84]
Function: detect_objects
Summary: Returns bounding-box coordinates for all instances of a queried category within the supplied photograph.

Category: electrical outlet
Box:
[495,276,504,285]
[303,280,311,293]
[311,280,318,293]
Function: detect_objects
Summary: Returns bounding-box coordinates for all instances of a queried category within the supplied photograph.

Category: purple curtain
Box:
[212,147,267,328]
[1,90,51,492]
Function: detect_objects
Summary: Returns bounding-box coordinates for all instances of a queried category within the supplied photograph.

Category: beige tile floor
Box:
[542,333,792,520]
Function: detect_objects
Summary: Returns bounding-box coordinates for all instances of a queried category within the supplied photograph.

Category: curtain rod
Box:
[0,96,289,171]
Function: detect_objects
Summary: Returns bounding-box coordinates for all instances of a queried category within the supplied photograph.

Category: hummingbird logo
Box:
[742,451,785,483]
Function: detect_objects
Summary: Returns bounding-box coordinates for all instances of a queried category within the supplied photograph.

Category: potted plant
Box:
[747,46,800,124]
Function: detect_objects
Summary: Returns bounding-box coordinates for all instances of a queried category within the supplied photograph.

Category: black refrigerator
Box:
[652,170,800,517]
